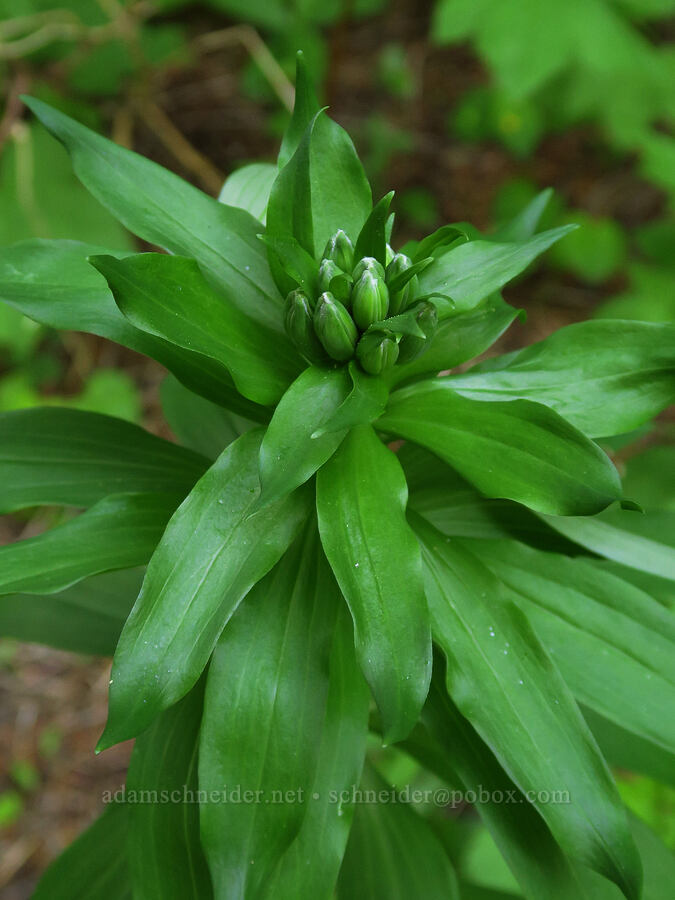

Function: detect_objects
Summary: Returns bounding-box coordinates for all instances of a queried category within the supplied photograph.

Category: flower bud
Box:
[351,270,390,330]
[284,290,327,363]
[397,300,439,364]
[386,252,417,315]
[313,292,358,362]
[318,258,343,294]
[322,229,354,273]
[352,256,386,281]
[356,330,399,375]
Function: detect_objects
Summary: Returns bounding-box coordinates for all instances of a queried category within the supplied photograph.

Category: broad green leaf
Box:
[127,681,212,899]
[380,387,622,515]
[336,763,460,900]
[539,511,675,581]
[100,430,311,750]
[257,366,351,506]
[258,234,320,297]
[91,254,300,407]
[389,294,519,385]
[160,374,254,459]
[410,224,469,261]
[443,321,675,438]
[417,226,575,316]
[23,97,283,333]
[0,494,178,596]
[33,802,131,899]
[621,445,675,512]
[311,362,390,437]
[316,425,431,743]
[413,516,641,900]
[200,524,369,900]
[278,51,320,170]
[0,406,207,514]
[0,568,142,656]
[354,191,395,264]
[218,163,277,224]
[475,540,675,755]
[267,110,372,259]
[491,188,554,242]
[414,673,589,900]
[0,240,270,419]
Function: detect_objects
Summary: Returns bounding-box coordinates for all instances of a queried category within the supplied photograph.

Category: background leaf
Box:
[218,163,278,224]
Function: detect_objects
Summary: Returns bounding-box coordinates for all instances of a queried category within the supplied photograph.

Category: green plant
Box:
[1,53,674,899]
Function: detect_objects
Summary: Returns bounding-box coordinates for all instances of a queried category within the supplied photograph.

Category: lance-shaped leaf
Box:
[0,406,208,514]
[443,321,675,438]
[336,763,460,900]
[316,425,431,743]
[409,673,589,900]
[389,294,519,385]
[99,430,311,750]
[354,191,394,264]
[257,366,351,507]
[380,387,621,516]
[475,539,675,756]
[417,225,574,315]
[0,493,178,596]
[91,254,301,407]
[218,163,277,224]
[23,97,283,333]
[0,240,270,419]
[539,511,675,581]
[267,109,372,259]
[278,51,320,169]
[127,681,212,899]
[491,188,554,242]
[33,802,131,899]
[0,568,142,656]
[412,515,641,900]
[160,375,254,460]
[312,362,390,437]
[199,524,369,900]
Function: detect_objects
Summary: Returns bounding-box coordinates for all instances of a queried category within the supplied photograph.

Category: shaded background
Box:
[1,0,673,895]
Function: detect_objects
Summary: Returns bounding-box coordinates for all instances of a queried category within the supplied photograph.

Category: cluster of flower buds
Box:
[284,229,438,375]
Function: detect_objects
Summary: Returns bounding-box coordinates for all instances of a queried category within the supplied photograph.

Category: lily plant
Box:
[0,54,674,900]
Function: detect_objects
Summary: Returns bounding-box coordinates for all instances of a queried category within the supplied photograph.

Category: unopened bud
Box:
[313,292,358,362]
[397,300,438,364]
[318,258,343,294]
[351,270,389,330]
[323,229,354,273]
[386,252,418,315]
[352,256,386,281]
[284,290,327,363]
[356,330,399,375]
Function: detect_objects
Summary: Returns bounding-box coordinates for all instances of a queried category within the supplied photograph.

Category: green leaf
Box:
[33,802,131,899]
[100,430,311,750]
[0,406,207,514]
[160,375,254,460]
[127,682,212,899]
[278,51,321,170]
[417,226,575,315]
[0,240,270,419]
[267,110,372,259]
[491,188,554,242]
[0,569,142,656]
[316,425,431,743]
[0,493,179,596]
[218,162,277,224]
[380,387,622,515]
[412,516,641,900]
[539,511,675,581]
[389,294,519,385]
[475,540,675,755]
[443,321,675,438]
[258,234,320,297]
[311,362,390,437]
[354,191,395,264]
[23,97,283,333]
[199,524,369,900]
[257,366,351,507]
[91,253,300,407]
[414,674,589,900]
[410,224,469,261]
[336,763,460,900]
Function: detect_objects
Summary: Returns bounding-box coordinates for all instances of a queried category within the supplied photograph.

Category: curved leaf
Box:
[218,163,277,224]
[278,51,320,170]
[316,425,431,743]
[100,430,311,750]
[380,386,622,515]
[443,321,675,438]
[0,493,178,596]
[0,406,207,514]
[354,191,394,264]
[91,253,300,407]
